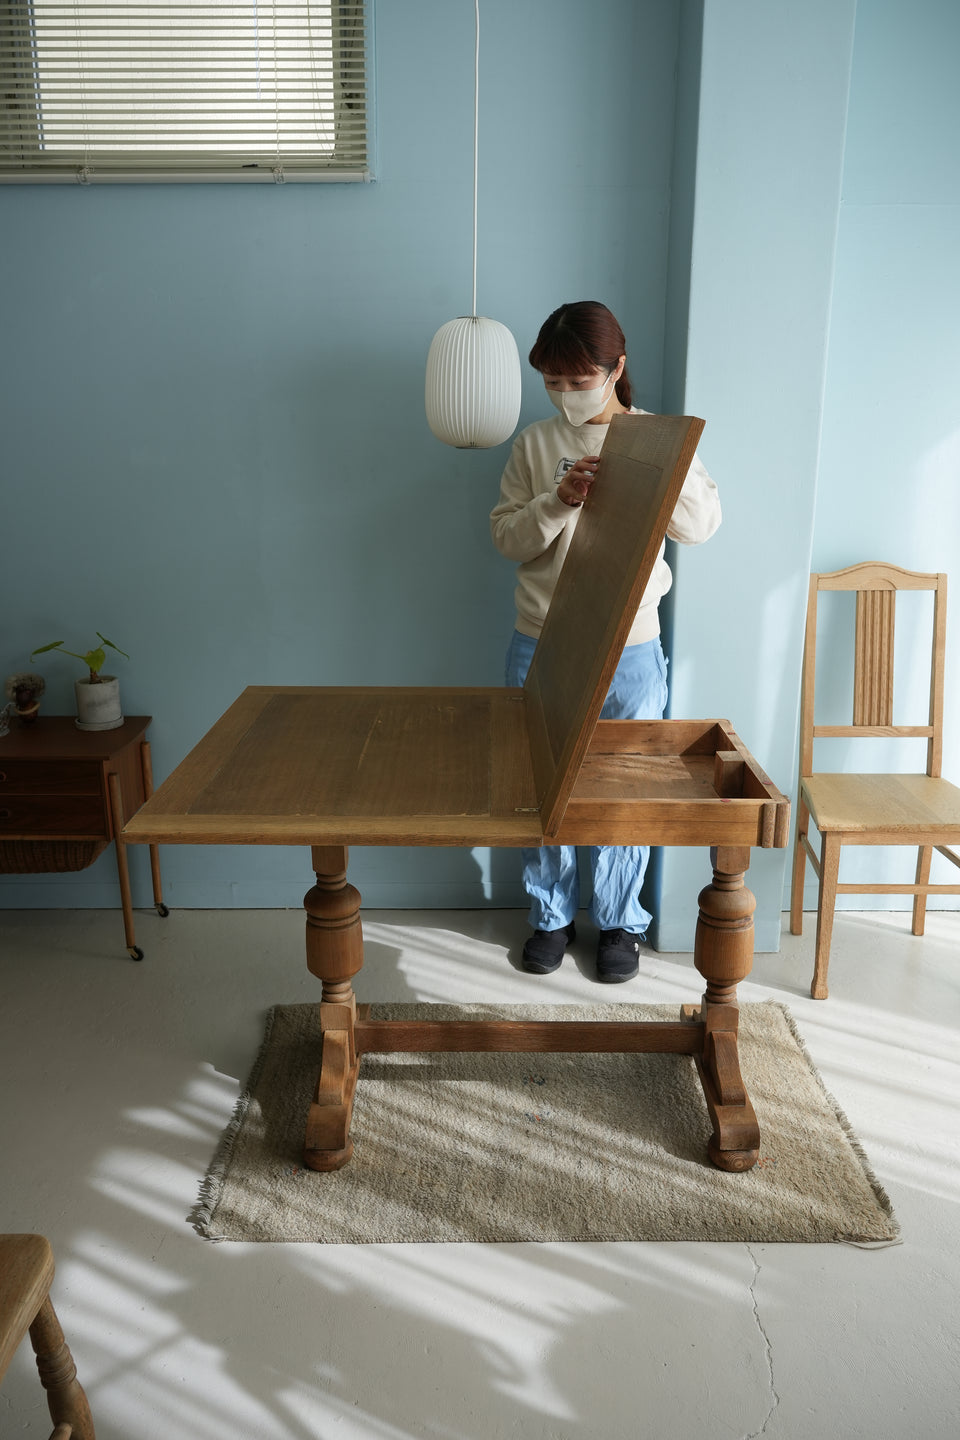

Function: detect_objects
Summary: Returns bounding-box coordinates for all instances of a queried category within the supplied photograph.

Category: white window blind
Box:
[0,1,369,181]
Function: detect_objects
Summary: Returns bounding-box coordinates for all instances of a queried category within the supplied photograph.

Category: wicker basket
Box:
[0,839,109,874]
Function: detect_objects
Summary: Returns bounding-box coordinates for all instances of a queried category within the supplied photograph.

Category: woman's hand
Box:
[557,455,601,507]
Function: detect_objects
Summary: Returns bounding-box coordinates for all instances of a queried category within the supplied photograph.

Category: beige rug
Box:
[194,1002,899,1245]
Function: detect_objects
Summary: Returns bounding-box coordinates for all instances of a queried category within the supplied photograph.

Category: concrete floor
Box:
[1,902,958,1439]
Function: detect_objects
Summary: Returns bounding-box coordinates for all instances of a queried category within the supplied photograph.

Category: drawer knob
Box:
[0,808,11,820]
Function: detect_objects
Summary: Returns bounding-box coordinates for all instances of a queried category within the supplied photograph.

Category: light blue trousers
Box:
[505,630,669,934]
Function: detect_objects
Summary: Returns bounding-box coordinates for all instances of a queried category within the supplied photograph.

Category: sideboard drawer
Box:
[0,761,102,796]
[0,794,108,837]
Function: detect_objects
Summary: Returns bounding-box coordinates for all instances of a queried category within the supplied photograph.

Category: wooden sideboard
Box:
[0,715,166,959]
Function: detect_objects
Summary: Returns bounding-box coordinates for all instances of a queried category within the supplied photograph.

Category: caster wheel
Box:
[157,903,170,918]
[128,946,145,961]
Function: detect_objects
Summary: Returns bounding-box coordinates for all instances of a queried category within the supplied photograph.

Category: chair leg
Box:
[29,1295,96,1440]
[913,846,932,936]
[811,832,841,1000]
[790,796,810,935]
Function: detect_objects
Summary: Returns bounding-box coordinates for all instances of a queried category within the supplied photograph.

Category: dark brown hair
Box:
[528,301,633,409]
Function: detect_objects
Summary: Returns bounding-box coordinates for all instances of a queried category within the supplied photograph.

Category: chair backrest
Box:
[523,412,704,835]
[799,561,948,779]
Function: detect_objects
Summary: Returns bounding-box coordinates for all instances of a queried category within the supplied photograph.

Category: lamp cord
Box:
[471,0,479,318]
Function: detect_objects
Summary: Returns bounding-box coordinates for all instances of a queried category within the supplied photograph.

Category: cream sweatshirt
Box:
[490,409,721,646]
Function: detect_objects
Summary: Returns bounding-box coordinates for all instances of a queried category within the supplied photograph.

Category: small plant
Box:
[31,633,129,685]
[5,671,45,720]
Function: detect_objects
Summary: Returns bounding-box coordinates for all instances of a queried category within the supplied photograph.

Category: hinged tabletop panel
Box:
[523,413,705,832]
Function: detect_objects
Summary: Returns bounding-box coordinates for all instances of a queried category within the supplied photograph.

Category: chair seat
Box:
[801,772,960,837]
[0,1235,55,1380]
[0,1233,95,1439]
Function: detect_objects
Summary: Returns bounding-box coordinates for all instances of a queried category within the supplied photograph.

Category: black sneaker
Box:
[521,921,576,974]
[596,928,641,983]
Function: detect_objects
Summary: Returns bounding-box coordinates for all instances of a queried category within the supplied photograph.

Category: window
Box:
[0,1,369,181]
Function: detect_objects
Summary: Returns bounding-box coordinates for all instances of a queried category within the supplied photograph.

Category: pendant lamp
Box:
[425,1,522,449]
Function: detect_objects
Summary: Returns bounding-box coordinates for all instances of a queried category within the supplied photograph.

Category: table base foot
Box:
[304,1140,354,1172]
[301,998,363,1170]
[682,1001,760,1171]
[707,1139,760,1173]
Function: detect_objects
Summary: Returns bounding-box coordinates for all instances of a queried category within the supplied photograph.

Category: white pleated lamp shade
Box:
[425,315,522,449]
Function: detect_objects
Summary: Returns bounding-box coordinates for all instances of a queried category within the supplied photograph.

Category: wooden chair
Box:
[790,562,960,998]
[0,1235,95,1439]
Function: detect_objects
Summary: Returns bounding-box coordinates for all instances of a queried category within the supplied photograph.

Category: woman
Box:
[490,300,721,982]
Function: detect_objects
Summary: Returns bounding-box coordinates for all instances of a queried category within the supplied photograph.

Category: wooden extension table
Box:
[124,415,789,1174]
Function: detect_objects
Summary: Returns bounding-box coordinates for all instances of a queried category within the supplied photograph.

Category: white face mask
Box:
[546,370,616,426]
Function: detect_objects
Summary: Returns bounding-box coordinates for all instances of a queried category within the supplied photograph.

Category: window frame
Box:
[0,0,372,184]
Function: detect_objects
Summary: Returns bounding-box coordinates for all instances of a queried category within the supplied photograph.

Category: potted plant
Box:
[4,671,46,724]
[31,633,129,731]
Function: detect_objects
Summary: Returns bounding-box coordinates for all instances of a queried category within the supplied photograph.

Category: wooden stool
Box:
[0,1234,95,1439]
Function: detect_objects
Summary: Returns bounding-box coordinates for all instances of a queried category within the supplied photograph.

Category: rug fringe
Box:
[773,1003,902,1247]
[189,1005,279,1240]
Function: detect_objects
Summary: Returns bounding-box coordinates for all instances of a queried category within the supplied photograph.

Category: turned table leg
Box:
[690,845,760,1171]
[302,845,364,1171]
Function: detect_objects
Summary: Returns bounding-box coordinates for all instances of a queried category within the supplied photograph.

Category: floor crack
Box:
[744,1244,780,1438]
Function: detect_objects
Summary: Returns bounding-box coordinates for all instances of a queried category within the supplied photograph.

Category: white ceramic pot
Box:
[75,676,123,731]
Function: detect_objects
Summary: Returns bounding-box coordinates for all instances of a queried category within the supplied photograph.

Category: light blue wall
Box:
[0,0,684,911]
[4,1,958,937]
[803,0,960,910]
[657,0,857,950]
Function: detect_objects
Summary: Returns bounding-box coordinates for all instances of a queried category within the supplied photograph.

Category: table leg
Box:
[140,740,169,918]
[303,845,364,1170]
[690,845,760,1171]
[107,771,142,961]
